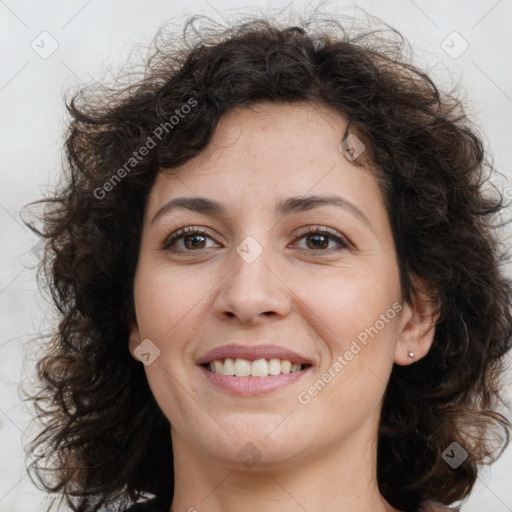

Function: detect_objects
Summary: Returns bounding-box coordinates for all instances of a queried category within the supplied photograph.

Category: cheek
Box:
[297,264,400,344]
[134,261,211,341]
[294,266,401,411]
[296,272,399,421]
[133,266,210,419]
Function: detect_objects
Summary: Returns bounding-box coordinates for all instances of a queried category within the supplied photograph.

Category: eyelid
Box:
[162,226,218,250]
[162,224,352,253]
[292,225,352,250]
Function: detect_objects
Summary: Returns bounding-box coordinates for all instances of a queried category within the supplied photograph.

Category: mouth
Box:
[202,357,312,377]
[196,344,314,394]
[199,358,312,396]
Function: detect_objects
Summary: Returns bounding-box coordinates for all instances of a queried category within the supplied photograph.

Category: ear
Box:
[394,273,440,365]
[128,320,142,361]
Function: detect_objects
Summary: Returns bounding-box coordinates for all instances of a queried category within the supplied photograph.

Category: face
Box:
[129,101,426,471]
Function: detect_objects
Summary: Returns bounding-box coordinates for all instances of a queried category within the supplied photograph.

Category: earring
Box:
[408,351,415,359]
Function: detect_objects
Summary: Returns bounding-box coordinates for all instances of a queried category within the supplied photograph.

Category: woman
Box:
[23,8,512,512]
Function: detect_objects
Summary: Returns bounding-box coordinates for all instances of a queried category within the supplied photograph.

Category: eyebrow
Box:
[151,195,372,229]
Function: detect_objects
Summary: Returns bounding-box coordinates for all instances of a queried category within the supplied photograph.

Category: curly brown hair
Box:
[21,8,512,512]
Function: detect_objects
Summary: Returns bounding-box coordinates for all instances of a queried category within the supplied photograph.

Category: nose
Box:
[213,238,292,326]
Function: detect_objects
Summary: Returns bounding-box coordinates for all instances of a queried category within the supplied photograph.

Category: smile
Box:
[204,357,309,377]
[199,359,312,396]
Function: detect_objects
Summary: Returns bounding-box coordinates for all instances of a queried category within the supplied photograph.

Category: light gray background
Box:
[1,1,511,511]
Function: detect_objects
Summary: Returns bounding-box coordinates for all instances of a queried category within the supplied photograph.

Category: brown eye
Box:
[294,227,349,252]
[306,233,330,250]
[182,233,207,250]
[163,227,217,252]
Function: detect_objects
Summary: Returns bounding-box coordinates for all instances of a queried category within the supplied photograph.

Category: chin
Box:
[196,422,313,470]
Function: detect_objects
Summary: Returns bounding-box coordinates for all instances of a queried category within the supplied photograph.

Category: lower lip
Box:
[198,365,311,395]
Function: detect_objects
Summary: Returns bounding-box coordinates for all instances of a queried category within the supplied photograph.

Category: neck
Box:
[168,419,399,512]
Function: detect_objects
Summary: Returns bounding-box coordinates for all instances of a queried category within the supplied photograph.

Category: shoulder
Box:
[417,501,461,512]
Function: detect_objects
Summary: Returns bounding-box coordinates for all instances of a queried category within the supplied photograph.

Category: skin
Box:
[129,101,439,512]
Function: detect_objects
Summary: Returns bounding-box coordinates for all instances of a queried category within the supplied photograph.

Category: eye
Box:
[292,226,350,253]
[162,227,218,252]
[162,225,350,254]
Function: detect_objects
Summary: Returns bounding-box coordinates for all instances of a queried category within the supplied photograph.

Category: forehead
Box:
[146,102,387,232]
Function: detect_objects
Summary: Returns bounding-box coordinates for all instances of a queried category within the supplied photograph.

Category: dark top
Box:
[124,499,166,511]
[124,498,460,511]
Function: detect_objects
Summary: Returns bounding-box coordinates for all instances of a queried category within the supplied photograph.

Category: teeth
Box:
[268,358,282,375]
[251,358,269,377]
[234,358,251,377]
[223,357,235,376]
[281,360,291,374]
[207,357,306,377]
[212,360,224,373]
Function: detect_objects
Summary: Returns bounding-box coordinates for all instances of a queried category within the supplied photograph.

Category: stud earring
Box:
[408,351,415,359]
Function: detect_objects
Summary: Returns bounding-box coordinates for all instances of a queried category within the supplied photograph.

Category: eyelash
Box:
[162,226,350,254]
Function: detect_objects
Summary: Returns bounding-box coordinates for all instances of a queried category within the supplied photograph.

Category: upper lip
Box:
[196,344,313,366]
